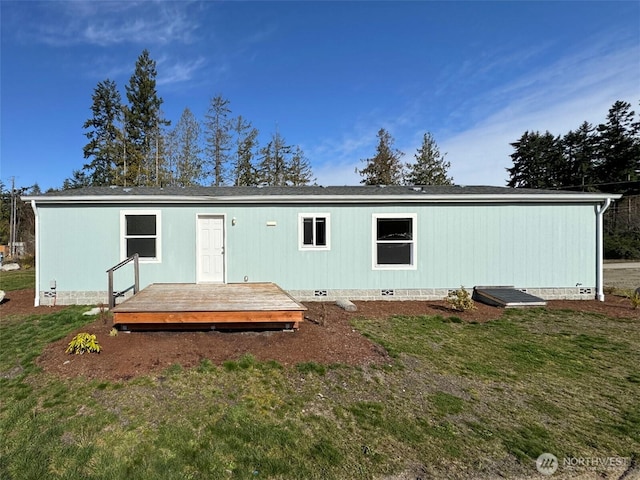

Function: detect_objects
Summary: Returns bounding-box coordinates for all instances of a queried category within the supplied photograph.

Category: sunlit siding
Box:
[38,204,119,293]
[420,204,595,288]
[36,201,597,295]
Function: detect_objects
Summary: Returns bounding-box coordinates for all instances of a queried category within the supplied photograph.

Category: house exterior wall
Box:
[35,201,597,305]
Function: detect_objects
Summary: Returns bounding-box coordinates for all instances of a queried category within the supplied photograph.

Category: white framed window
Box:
[372,213,417,269]
[120,210,162,262]
[299,213,330,250]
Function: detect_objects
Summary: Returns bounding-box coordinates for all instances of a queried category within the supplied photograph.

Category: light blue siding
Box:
[36,202,597,295]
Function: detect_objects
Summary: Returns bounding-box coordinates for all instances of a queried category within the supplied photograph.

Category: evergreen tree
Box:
[506,131,564,189]
[562,122,597,190]
[357,128,405,185]
[81,79,123,185]
[231,116,259,186]
[124,49,169,186]
[166,108,203,186]
[258,130,292,186]
[406,132,453,185]
[287,146,315,186]
[596,100,640,193]
[63,169,91,190]
[204,95,232,186]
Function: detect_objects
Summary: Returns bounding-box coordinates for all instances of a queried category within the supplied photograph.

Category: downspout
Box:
[595,198,612,302]
[30,200,40,307]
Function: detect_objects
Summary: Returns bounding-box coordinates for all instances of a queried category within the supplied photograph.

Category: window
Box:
[121,210,161,262]
[373,214,416,269]
[299,213,330,250]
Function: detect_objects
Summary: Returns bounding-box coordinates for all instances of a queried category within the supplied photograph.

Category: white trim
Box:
[298,213,331,251]
[120,210,162,263]
[196,214,226,284]
[30,200,40,306]
[595,199,612,301]
[372,213,418,270]
[22,192,622,205]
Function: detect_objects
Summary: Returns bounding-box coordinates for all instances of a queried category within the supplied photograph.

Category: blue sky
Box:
[1,1,639,191]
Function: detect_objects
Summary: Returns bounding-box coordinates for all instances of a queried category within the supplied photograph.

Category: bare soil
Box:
[1,289,637,382]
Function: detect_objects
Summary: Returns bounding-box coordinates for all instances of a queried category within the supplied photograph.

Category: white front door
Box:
[197,215,224,283]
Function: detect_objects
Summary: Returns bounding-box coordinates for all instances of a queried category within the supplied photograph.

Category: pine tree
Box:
[81,79,123,186]
[124,49,169,186]
[204,95,232,186]
[231,116,259,186]
[507,131,564,189]
[63,170,90,190]
[287,146,315,186]
[258,130,292,186]
[406,132,453,185]
[166,108,204,186]
[596,100,640,193]
[356,128,405,185]
[562,122,597,190]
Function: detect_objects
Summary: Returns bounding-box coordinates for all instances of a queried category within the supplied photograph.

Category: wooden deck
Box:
[111,283,307,330]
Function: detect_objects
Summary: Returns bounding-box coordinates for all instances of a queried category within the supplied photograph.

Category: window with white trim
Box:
[121,210,161,262]
[373,214,416,269]
[299,213,330,250]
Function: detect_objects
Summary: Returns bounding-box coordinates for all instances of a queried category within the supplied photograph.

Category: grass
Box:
[0,268,35,291]
[0,303,638,479]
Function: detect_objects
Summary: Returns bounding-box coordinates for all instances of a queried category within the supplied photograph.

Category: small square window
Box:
[299,214,330,250]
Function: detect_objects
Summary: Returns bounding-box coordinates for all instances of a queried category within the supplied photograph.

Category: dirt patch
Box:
[0,289,632,382]
[0,288,67,316]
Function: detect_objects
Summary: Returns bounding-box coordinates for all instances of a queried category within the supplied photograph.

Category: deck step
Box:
[473,286,547,308]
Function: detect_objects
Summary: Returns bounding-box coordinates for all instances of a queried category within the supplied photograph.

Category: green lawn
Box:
[0,301,638,479]
[0,268,35,291]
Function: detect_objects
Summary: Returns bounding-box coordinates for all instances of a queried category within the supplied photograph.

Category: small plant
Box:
[109,327,118,337]
[296,362,327,375]
[65,333,101,355]
[626,289,640,310]
[197,358,215,373]
[445,286,477,312]
[98,303,112,325]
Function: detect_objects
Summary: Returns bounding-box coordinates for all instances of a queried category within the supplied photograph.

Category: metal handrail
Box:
[106,253,139,309]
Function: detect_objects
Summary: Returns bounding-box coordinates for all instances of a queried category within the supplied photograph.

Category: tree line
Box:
[356,128,453,186]
[68,50,314,189]
[505,99,640,259]
[506,100,640,195]
[72,49,455,190]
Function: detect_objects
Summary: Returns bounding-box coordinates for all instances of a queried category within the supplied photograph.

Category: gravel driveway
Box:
[604,262,640,290]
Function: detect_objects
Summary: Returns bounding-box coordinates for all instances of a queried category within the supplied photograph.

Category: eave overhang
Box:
[22,192,622,205]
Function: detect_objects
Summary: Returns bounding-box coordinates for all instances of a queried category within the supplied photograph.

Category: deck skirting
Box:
[111,283,306,330]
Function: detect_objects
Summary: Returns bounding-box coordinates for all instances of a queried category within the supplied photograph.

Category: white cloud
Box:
[311,36,639,188]
[157,57,207,86]
[314,160,362,187]
[441,41,639,186]
[28,1,199,47]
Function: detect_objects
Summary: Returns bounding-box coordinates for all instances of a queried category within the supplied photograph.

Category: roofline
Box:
[22,192,623,205]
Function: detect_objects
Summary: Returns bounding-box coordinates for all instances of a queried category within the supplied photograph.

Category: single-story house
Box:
[23,185,621,307]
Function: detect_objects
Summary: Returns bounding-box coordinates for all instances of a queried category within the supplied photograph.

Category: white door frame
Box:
[196,214,226,284]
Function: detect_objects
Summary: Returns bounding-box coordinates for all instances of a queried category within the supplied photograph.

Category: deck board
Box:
[112,283,306,329]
